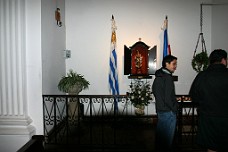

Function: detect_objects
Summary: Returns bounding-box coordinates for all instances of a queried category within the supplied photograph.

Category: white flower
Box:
[128,79,152,107]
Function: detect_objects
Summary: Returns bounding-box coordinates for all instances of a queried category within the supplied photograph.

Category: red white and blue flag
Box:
[162,16,171,58]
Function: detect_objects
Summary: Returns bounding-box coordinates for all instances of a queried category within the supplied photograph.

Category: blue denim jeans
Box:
[156,111,176,151]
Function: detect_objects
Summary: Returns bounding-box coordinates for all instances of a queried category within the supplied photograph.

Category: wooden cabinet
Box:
[124,40,157,78]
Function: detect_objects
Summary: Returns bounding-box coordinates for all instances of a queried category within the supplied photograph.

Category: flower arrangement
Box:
[128,79,153,107]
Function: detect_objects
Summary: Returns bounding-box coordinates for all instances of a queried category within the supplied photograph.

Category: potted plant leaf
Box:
[58,69,90,94]
[192,51,209,73]
[58,69,90,120]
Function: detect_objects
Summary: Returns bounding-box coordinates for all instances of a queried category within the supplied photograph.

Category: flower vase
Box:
[134,105,145,116]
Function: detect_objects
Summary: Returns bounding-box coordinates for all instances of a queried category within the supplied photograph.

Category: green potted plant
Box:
[58,69,90,94]
[58,69,90,120]
[191,51,209,73]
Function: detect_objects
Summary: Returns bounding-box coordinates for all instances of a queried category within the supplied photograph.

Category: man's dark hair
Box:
[209,49,227,64]
[162,55,177,68]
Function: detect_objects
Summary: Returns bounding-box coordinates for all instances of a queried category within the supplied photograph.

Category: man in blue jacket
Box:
[152,55,178,151]
[190,49,228,152]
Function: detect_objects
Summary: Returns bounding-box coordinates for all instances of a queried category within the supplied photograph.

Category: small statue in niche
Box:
[135,50,143,74]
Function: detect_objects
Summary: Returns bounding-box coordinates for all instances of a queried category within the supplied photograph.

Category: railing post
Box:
[177,96,183,144]
[114,96,117,145]
[191,100,196,145]
[54,96,57,144]
[89,97,93,147]
[66,96,69,144]
[102,98,104,150]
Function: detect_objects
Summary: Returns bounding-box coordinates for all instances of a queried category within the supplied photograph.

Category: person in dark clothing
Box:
[189,49,228,152]
[152,55,178,151]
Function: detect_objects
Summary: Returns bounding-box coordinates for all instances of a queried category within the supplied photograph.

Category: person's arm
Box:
[164,75,175,109]
[152,77,164,103]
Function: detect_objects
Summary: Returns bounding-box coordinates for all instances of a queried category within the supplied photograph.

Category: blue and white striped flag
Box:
[109,15,119,112]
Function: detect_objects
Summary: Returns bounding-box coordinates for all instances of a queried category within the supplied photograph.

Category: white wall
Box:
[41,0,66,95]
[26,0,66,138]
[26,0,43,135]
[65,0,212,95]
[211,0,228,51]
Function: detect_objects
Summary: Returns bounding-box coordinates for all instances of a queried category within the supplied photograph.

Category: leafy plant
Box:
[192,51,209,73]
[58,69,90,94]
[128,79,153,107]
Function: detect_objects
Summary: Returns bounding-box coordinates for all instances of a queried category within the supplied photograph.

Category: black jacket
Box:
[189,64,228,117]
[152,68,178,113]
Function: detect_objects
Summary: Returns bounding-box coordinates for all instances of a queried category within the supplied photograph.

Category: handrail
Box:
[43,94,198,150]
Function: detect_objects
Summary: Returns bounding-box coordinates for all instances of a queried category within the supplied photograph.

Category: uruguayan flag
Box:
[109,15,119,111]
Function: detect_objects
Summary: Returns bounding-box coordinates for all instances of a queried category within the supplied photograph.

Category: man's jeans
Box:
[156,111,176,151]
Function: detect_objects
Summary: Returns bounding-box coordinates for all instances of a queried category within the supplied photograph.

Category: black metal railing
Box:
[175,95,199,150]
[43,94,198,151]
[43,95,155,151]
